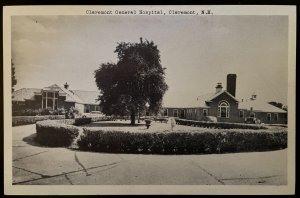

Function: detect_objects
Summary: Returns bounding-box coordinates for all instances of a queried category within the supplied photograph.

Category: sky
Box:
[12,15,288,106]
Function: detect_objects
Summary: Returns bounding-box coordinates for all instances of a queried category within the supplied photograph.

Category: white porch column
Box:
[53,92,55,110]
[42,92,43,109]
[45,92,48,109]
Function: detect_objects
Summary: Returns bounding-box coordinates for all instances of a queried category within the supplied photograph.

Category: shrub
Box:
[90,116,115,122]
[77,129,287,154]
[36,120,80,147]
[12,115,65,126]
[65,107,80,119]
[74,117,92,126]
[175,118,267,130]
[12,108,66,116]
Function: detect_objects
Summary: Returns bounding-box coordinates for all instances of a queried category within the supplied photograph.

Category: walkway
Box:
[12,124,287,185]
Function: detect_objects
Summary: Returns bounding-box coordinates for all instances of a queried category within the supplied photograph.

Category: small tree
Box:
[95,38,168,125]
[11,60,17,93]
[268,101,283,109]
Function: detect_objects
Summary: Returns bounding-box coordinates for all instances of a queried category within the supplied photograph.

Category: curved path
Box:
[12,124,287,185]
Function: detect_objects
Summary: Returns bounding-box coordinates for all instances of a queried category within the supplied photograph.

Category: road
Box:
[12,124,287,185]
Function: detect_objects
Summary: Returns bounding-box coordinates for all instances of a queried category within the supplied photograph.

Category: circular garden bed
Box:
[35,118,287,154]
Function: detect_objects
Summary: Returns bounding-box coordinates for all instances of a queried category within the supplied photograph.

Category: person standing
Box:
[170,117,176,131]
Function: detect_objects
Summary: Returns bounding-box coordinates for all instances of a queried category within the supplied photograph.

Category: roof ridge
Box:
[71,89,99,92]
[15,88,41,90]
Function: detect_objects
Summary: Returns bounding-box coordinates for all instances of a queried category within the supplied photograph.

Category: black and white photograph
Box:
[3,5,296,195]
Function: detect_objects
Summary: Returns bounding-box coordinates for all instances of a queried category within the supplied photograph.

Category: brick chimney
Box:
[64,82,69,89]
[215,82,223,93]
[227,74,237,97]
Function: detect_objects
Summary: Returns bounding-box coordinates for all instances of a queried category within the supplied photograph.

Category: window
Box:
[180,109,185,118]
[42,91,59,110]
[187,109,193,117]
[47,99,53,109]
[85,105,90,113]
[47,92,54,97]
[173,109,178,117]
[267,113,271,121]
[218,101,229,118]
[42,98,47,108]
[163,109,168,116]
[203,109,208,117]
[239,110,244,118]
[274,113,278,121]
[250,112,256,118]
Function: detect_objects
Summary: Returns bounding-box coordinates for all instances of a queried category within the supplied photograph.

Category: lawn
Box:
[81,120,286,133]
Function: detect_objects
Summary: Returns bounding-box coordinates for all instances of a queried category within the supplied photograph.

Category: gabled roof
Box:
[43,84,83,103]
[206,90,239,102]
[71,90,100,105]
[239,99,287,113]
[12,84,100,105]
[163,91,239,108]
[12,88,41,102]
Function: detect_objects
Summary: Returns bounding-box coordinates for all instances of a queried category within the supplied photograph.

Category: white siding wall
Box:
[75,103,85,114]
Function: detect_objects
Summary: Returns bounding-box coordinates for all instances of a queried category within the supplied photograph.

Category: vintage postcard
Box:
[3,5,296,195]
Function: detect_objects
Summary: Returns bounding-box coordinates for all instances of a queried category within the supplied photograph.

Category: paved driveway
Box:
[12,124,287,185]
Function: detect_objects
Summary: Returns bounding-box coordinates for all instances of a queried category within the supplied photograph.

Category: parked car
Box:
[245,117,261,124]
[90,111,103,114]
[201,116,217,123]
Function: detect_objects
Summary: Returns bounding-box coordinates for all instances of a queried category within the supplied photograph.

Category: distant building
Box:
[13,75,287,124]
[12,83,100,114]
[162,74,287,124]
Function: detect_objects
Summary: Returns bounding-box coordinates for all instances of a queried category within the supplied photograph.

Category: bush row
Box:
[89,116,115,122]
[12,115,65,126]
[77,129,287,154]
[267,124,288,128]
[175,118,267,130]
[74,117,92,126]
[12,108,66,116]
[36,120,80,147]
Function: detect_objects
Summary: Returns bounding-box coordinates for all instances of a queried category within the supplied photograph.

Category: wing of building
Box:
[162,74,287,124]
[12,83,101,114]
[12,74,287,124]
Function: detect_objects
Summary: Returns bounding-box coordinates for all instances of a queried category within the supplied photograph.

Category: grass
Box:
[81,120,286,133]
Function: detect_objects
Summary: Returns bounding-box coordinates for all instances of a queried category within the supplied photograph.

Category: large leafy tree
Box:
[94,38,168,124]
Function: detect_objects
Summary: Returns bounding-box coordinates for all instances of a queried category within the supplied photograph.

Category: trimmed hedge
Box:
[36,120,80,147]
[267,124,288,128]
[175,118,267,130]
[77,129,287,154]
[12,108,66,116]
[74,117,92,126]
[12,115,65,126]
[90,116,115,122]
